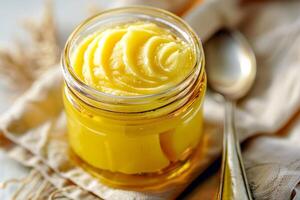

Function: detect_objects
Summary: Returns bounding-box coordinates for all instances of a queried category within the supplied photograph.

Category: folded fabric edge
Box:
[0,132,100,200]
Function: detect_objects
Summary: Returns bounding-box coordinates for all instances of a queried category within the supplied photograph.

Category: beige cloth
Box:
[185,1,300,199]
[1,0,300,199]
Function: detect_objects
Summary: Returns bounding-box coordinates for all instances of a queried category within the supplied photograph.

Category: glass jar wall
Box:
[62,6,206,189]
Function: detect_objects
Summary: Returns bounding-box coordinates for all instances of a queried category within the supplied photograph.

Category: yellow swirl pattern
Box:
[72,22,195,95]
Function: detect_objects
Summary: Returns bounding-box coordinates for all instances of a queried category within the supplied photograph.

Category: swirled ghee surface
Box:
[72,22,195,95]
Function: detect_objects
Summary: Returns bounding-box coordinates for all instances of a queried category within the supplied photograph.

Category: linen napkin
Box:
[1,0,300,200]
[184,1,300,199]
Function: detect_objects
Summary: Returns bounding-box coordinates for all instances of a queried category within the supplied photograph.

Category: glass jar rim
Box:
[62,6,204,107]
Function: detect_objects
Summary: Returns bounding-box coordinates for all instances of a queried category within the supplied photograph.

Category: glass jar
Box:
[62,6,206,189]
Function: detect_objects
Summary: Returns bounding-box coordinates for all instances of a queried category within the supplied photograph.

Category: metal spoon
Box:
[204,29,256,200]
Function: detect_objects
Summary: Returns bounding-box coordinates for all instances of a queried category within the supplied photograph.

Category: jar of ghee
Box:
[62,6,206,189]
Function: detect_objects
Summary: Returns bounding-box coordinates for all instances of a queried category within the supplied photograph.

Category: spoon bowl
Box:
[205,30,256,100]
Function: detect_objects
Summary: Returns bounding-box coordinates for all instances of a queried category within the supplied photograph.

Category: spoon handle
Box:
[218,100,253,200]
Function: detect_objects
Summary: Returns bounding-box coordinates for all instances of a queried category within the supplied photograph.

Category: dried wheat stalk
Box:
[0,0,59,89]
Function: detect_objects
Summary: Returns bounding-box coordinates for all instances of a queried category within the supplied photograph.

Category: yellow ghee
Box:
[71,22,195,95]
[64,21,205,175]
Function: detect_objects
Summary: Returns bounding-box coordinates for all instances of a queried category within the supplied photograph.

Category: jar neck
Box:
[63,59,205,115]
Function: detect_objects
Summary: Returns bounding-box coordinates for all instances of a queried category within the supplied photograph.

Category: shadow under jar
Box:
[62,6,206,190]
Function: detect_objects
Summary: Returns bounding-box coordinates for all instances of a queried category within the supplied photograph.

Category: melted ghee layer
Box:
[64,91,203,174]
[72,22,195,95]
